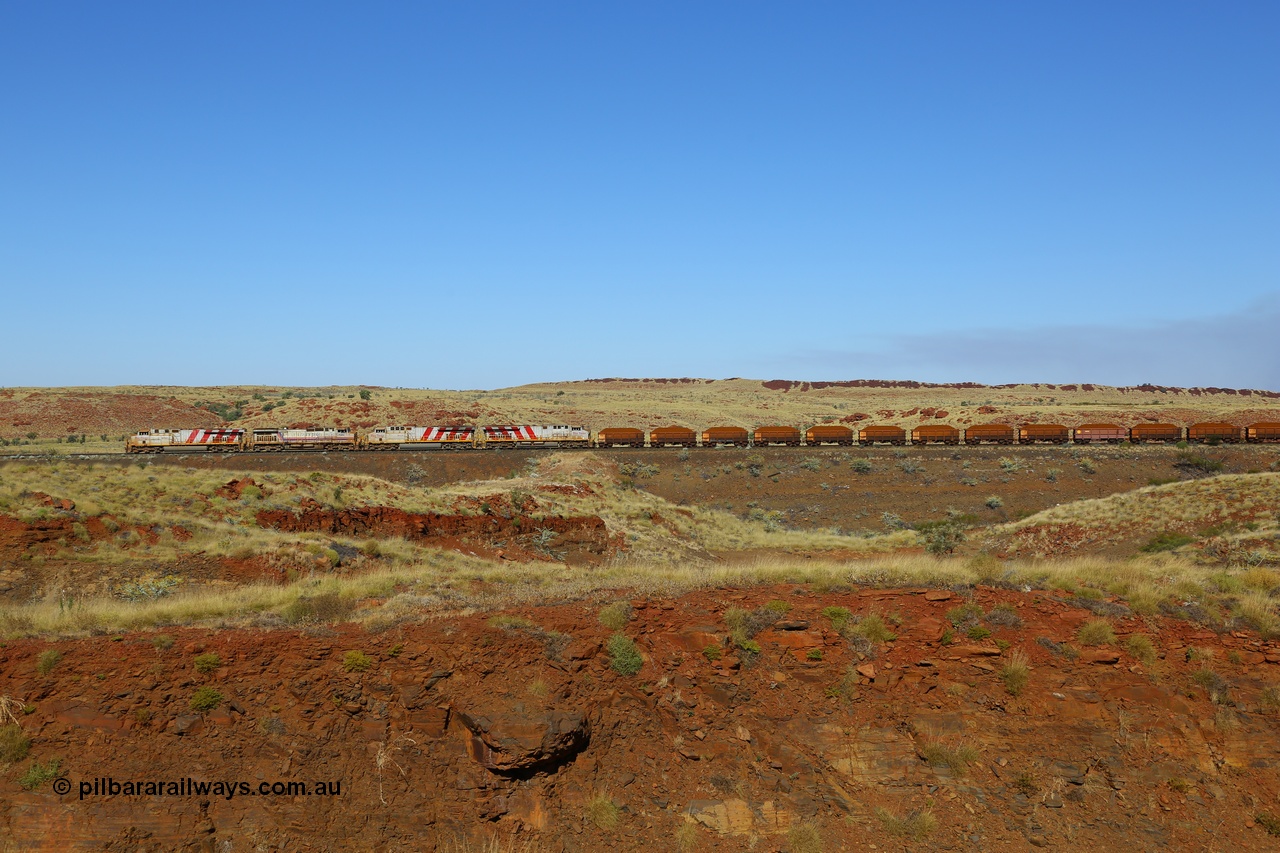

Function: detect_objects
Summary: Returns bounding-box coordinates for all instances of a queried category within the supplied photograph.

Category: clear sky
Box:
[2,2,1277,390]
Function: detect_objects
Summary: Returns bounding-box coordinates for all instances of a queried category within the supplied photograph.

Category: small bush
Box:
[1192,668,1231,704]
[921,522,965,556]
[875,807,936,840]
[1259,686,1280,714]
[488,614,538,631]
[597,601,633,631]
[967,625,991,641]
[343,651,373,673]
[0,723,31,763]
[151,634,175,650]
[800,458,822,472]
[1126,634,1156,665]
[1257,812,1280,837]
[850,614,896,643]
[18,758,62,790]
[985,602,1022,627]
[1078,458,1097,474]
[607,634,643,676]
[984,495,1004,509]
[786,820,824,853]
[763,599,792,614]
[193,652,221,674]
[1001,650,1030,696]
[189,687,223,712]
[702,645,722,662]
[1077,619,1116,646]
[946,603,984,627]
[1141,531,1195,553]
[850,459,872,474]
[585,792,621,829]
[36,650,61,676]
[807,648,824,661]
[919,742,980,776]
[822,606,852,632]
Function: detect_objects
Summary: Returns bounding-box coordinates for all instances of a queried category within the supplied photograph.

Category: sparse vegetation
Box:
[984,495,1004,509]
[786,820,824,853]
[0,723,31,763]
[585,792,621,829]
[1077,619,1116,646]
[875,807,937,840]
[597,601,633,630]
[343,650,373,673]
[1142,531,1195,553]
[1127,634,1156,665]
[36,649,61,675]
[919,741,980,775]
[18,757,63,790]
[193,652,221,673]
[189,687,223,712]
[606,633,643,676]
[1001,649,1030,696]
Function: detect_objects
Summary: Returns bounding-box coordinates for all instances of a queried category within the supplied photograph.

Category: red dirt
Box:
[4,584,1280,850]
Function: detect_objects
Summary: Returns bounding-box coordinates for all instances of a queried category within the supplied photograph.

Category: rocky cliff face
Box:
[4,584,1280,851]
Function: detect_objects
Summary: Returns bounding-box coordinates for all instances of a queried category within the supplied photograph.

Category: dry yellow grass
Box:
[2,551,1278,639]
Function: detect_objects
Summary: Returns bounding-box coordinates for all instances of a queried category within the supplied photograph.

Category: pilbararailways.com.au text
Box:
[70,777,343,800]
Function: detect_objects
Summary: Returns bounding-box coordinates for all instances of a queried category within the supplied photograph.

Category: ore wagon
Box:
[125,428,245,453]
[595,427,645,448]
[702,426,749,447]
[753,425,802,447]
[482,425,590,448]
[1073,424,1127,445]
[1246,422,1280,443]
[805,425,854,446]
[248,428,357,451]
[859,425,906,446]
[363,426,475,450]
[963,423,1015,445]
[1019,424,1071,445]
[1188,422,1241,444]
[1129,423,1182,443]
[911,424,960,445]
[649,426,697,448]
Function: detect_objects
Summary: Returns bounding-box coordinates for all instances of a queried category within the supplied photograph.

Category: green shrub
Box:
[1141,531,1195,553]
[36,650,61,676]
[806,648,824,661]
[598,601,633,631]
[1001,650,1030,696]
[189,687,223,712]
[967,625,991,641]
[1257,812,1280,837]
[151,634,175,650]
[875,807,936,840]
[1077,619,1116,645]
[850,614,895,643]
[606,634,643,676]
[822,606,852,632]
[0,723,31,762]
[585,792,621,829]
[919,742,980,775]
[1126,634,1156,665]
[921,522,965,555]
[193,652,221,674]
[850,459,872,474]
[702,645,722,662]
[946,603,984,627]
[342,651,373,673]
[763,599,792,614]
[984,495,1004,510]
[18,758,62,790]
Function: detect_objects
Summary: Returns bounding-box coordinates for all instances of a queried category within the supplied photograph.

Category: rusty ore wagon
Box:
[754,426,802,447]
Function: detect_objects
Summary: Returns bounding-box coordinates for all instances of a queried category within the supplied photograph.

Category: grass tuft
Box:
[1077,619,1116,646]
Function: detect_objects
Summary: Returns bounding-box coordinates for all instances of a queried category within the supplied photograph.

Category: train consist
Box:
[124,420,1280,453]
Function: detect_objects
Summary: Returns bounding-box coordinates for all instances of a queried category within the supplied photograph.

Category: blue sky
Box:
[2,2,1277,389]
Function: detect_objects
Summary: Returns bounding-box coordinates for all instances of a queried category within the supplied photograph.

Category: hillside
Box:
[2,380,1278,455]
